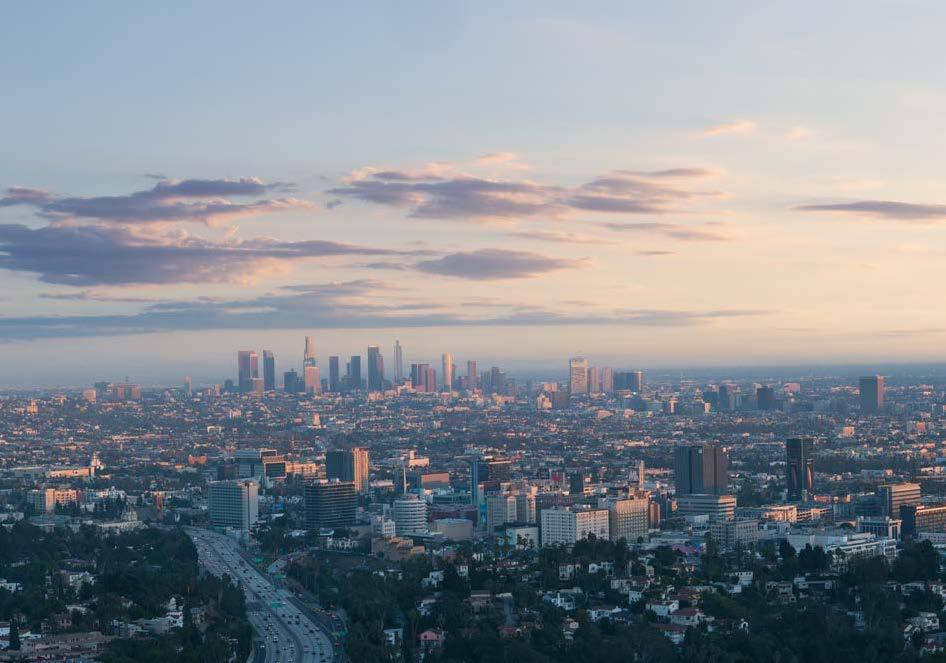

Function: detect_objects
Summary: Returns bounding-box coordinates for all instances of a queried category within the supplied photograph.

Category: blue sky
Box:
[4,2,946,386]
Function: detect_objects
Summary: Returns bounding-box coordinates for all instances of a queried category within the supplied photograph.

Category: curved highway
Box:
[186,527,337,663]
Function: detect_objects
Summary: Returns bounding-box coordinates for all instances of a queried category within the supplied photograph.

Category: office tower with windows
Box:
[367,346,384,391]
[717,384,735,412]
[328,356,340,392]
[675,494,736,521]
[304,480,356,530]
[569,356,589,396]
[304,365,321,395]
[467,360,478,388]
[607,497,649,542]
[303,336,316,367]
[470,455,512,505]
[489,366,504,393]
[410,363,430,392]
[878,482,921,518]
[441,353,453,391]
[860,375,885,413]
[349,355,362,390]
[237,350,259,393]
[326,448,370,493]
[786,438,814,501]
[394,340,404,383]
[587,366,600,394]
[756,385,776,410]
[283,369,299,393]
[262,350,276,391]
[208,479,259,530]
[600,367,614,393]
[540,507,610,546]
[486,494,518,530]
[675,444,729,496]
[393,495,428,536]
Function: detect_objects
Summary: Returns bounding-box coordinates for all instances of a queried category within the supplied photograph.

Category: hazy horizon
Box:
[5,3,946,381]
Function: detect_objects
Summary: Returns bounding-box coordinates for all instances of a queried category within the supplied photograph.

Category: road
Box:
[186,527,336,663]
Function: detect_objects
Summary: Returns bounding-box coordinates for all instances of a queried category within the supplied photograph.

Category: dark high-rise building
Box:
[304,480,356,530]
[674,445,728,496]
[756,386,776,411]
[569,472,586,495]
[411,363,431,392]
[859,375,884,413]
[349,355,362,390]
[470,456,512,504]
[614,370,644,392]
[717,384,735,412]
[367,346,384,391]
[326,448,370,493]
[393,340,404,383]
[786,438,814,501]
[262,350,276,391]
[328,356,340,392]
[490,366,504,394]
[283,369,300,393]
[237,350,259,393]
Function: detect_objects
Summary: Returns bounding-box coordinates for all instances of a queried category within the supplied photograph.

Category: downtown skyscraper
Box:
[237,350,259,393]
[860,375,885,414]
[303,336,316,367]
[262,350,276,392]
[367,346,384,392]
[568,356,589,396]
[441,353,453,392]
[393,340,404,383]
[786,438,814,501]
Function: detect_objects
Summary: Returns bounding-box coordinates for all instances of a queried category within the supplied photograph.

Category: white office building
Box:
[540,507,609,547]
[393,496,428,536]
[208,479,259,530]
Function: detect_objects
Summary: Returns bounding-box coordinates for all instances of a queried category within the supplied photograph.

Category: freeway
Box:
[186,527,336,663]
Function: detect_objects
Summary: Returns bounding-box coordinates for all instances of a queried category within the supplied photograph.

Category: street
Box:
[186,527,336,663]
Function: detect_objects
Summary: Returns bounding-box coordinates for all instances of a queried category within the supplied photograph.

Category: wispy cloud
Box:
[702,119,757,136]
[0,223,426,286]
[416,249,586,280]
[0,280,770,340]
[0,178,314,226]
[328,160,722,222]
[795,200,946,221]
[599,221,731,242]
[508,230,615,244]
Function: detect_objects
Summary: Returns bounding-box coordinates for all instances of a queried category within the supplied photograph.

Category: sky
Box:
[4,2,946,387]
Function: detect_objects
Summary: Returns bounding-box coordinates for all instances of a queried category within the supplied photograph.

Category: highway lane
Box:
[186,527,336,663]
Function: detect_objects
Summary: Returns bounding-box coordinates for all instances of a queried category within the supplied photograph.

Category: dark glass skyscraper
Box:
[283,369,299,393]
[367,346,384,391]
[786,437,814,501]
[674,444,728,496]
[262,350,275,391]
[757,385,776,410]
[237,350,259,393]
[328,356,340,392]
[349,355,362,390]
[859,375,884,413]
[304,480,356,529]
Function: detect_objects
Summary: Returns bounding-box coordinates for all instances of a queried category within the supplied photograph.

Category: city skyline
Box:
[4,4,946,383]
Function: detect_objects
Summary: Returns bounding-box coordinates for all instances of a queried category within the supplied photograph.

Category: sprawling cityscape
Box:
[2,335,946,661]
[7,3,946,662]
